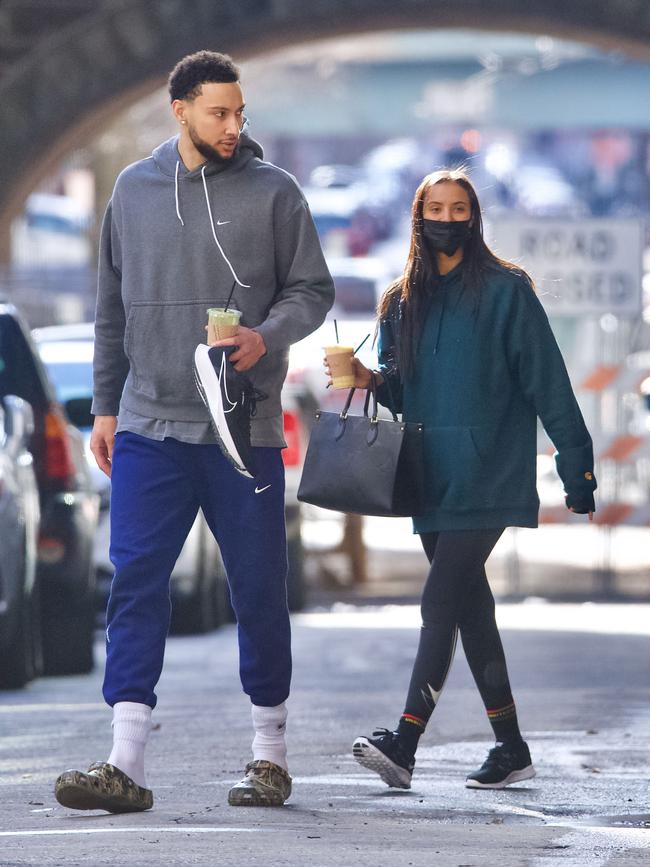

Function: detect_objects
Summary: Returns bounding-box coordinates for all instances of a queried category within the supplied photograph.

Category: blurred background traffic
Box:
[1,15,649,688]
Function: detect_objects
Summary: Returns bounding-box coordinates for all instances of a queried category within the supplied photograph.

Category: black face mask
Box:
[422,219,471,257]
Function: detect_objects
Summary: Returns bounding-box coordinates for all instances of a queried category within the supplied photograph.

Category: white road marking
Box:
[0,703,106,713]
[295,603,650,636]
[0,826,271,838]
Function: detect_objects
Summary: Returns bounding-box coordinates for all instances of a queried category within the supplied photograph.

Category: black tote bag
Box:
[297,376,425,517]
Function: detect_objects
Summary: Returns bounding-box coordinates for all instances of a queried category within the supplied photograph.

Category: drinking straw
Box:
[353,333,371,355]
[334,319,339,343]
[224,280,236,312]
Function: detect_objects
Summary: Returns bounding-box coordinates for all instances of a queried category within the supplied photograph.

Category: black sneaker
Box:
[466,740,535,789]
[193,344,266,479]
[352,728,415,789]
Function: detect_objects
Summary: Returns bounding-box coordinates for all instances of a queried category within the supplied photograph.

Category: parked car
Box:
[303,185,387,258]
[287,256,397,580]
[0,303,99,676]
[306,164,398,253]
[289,255,394,412]
[0,395,41,689]
[33,323,310,623]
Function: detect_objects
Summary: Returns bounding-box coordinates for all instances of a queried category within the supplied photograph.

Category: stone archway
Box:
[1,0,649,254]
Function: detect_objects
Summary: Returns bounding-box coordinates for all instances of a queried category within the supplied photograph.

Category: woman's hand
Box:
[322,355,375,389]
[566,492,595,522]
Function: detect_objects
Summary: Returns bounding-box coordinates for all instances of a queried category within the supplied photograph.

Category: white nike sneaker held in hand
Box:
[193,344,267,479]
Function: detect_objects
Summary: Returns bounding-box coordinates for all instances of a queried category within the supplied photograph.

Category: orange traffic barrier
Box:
[592,502,635,526]
[579,365,621,391]
[599,434,646,462]
[539,501,649,526]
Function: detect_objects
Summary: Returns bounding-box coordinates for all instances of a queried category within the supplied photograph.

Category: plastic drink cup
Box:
[207,307,242,343]
[324,345,355,388]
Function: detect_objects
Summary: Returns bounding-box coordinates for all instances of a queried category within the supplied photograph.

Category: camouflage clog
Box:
[54,762,153,813]
[228,759,292,807]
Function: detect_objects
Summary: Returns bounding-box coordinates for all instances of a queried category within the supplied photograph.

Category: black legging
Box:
[402,529,519,741]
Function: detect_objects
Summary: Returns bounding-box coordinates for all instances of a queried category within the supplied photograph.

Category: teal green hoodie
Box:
[376,262,596,533]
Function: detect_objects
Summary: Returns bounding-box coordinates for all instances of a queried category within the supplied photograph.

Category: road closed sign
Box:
[487,219,644,315]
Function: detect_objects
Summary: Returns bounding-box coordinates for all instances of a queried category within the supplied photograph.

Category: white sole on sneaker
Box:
[193,344,253,479]
[465,763,536,789]
[352,737,412,789]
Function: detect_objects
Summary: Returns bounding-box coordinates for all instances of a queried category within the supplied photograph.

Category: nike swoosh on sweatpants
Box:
[254,484,272,494]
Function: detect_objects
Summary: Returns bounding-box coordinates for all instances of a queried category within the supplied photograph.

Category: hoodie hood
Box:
[151,132,265,287]
[151,132,264,179]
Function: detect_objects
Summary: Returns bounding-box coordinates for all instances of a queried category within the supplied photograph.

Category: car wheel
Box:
[287,531,306,612]
[212,570,234,626]
[0,568,41,689]
[171,523,232,634]
[170,571,217,635]
[203,536,232,627]
[0,596,32,689]
[29,574,44,680]
[170,526,217,635]
[41,590,95,676]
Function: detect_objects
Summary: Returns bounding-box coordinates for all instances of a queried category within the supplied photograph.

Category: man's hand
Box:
[210,326,267,372]
[91,415,117,477]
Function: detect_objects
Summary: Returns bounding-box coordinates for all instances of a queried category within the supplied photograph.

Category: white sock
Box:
[107,701,152,788]
[251,702,288,772]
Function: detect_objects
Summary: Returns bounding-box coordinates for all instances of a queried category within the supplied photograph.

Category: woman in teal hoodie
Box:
[333,169,596,791]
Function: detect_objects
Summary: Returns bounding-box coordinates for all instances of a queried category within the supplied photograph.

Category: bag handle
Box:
[364,370,399,424]
[340,371,397,423]
[365,372,379,423]
[341,373,377,419]
[340,386,356,419]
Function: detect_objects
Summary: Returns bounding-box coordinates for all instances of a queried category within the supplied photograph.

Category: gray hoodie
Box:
[92,133,334,446]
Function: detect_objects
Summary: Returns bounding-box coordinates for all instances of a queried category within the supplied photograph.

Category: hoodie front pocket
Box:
[125,300,214,405]
[426,426,490,511]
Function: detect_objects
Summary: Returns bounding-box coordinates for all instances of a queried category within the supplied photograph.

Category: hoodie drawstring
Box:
[433,288,447,354]
[174,161,184,226]
[173,160,250,288]
[200,165,250,288]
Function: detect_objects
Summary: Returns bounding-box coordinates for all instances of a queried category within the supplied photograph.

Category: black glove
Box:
[565,491,595,514]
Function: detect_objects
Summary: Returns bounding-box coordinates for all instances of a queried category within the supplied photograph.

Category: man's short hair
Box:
[168,50,240,102]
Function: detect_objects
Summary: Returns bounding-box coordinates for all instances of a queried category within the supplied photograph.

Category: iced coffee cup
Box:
[324,345,355,389]
[207,307,242,343]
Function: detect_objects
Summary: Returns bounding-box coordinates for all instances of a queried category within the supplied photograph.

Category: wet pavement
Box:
[0,603,648,866]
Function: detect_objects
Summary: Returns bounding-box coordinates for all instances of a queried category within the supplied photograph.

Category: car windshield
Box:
[38,342,93,402]
[312,214,352,235]
[331,275,377,314]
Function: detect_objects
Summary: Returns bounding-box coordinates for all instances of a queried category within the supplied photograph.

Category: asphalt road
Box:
[0,603,649,866]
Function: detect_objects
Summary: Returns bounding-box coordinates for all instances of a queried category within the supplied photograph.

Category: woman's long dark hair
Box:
[377,168,528,377]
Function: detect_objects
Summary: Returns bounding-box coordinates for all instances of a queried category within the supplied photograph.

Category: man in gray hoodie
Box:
[54,51,334,812]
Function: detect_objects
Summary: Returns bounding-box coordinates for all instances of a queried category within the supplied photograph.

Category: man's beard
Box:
[188,125,240,165]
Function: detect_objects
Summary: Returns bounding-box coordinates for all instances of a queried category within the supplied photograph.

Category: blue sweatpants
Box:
[103,431,291,709]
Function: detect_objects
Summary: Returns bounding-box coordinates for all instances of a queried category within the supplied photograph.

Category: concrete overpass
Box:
[1,0,649,259]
